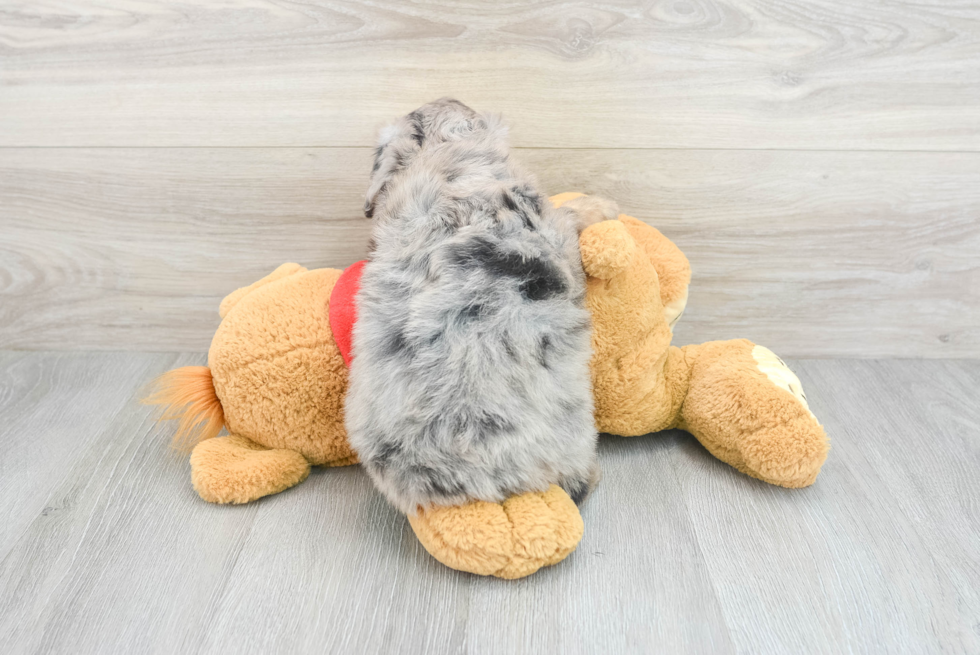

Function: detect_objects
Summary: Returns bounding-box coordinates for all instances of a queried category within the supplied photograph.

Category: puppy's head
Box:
[364,98,502,218]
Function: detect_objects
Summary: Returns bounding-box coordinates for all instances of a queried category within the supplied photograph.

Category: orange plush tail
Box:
[142,366,225,450]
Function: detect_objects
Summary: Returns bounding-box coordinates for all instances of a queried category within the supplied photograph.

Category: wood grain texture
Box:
[668,358,980,654]
[1,1,978,149]
[0,350,178,558]
[2,147,978,357]
[1,353,978,653]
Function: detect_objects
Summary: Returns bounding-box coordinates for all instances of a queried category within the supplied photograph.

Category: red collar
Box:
[328,260,366,367]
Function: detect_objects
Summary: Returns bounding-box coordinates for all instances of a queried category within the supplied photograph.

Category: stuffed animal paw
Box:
[409,485,584,579]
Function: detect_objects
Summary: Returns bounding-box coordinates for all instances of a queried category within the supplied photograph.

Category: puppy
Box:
[345,98,615,515]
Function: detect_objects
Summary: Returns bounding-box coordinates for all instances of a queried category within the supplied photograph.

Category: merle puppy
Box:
[346,98,614,515]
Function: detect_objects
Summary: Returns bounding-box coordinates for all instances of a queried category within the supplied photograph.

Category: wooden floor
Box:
[1,351,978,654]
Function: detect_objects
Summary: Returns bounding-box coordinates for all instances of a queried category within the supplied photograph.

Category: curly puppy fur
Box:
[346,98,612,515]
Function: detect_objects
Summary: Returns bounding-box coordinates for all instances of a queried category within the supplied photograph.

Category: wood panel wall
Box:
[2,1,978,356]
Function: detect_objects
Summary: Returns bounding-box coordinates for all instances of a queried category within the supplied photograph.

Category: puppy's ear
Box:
[363,149,387,219]
[364,117,421,218]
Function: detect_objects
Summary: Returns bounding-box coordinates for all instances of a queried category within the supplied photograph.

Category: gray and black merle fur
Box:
[345,98,612,515]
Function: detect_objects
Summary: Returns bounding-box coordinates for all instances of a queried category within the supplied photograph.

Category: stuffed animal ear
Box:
[616,216,691,326]
[579,220,637,280]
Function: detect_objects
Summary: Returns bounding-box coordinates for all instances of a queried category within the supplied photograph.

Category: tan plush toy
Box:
[146,193,828,579]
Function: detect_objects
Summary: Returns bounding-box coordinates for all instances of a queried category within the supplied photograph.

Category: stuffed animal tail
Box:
[142,366,224,451]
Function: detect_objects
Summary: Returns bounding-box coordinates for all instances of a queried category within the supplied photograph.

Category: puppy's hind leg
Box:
[561,461,602,505]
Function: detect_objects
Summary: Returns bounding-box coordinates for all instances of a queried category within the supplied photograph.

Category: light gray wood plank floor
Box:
[1,352,977,654]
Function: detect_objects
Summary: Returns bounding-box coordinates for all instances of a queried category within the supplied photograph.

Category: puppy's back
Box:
[345,100,598,514]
